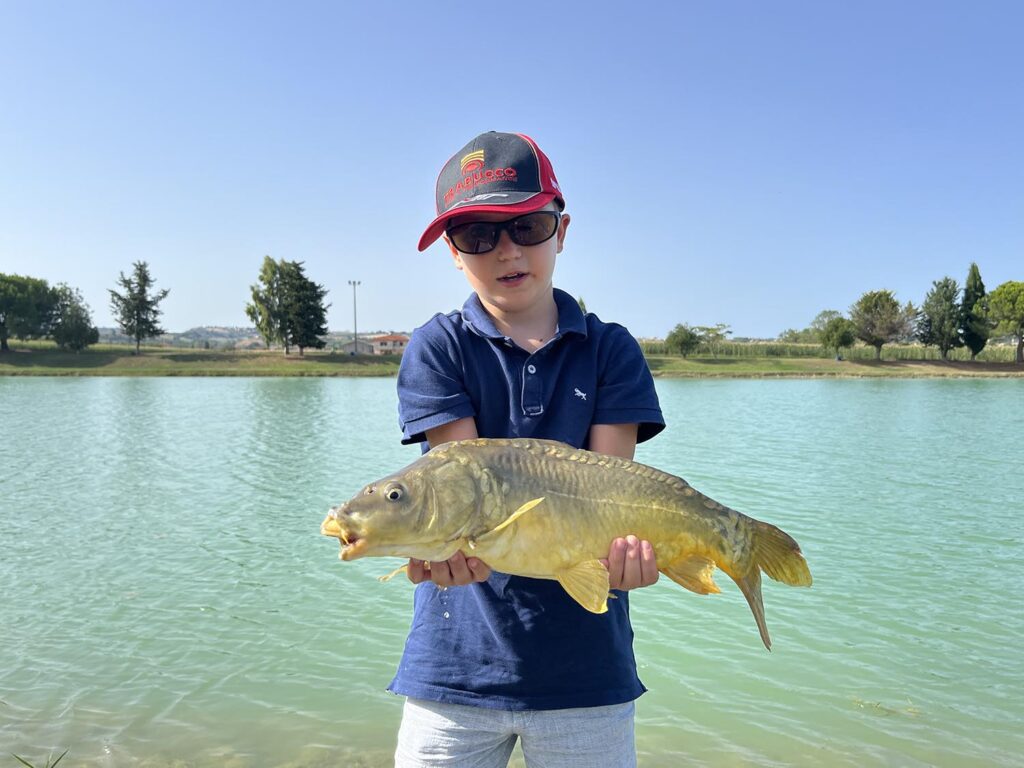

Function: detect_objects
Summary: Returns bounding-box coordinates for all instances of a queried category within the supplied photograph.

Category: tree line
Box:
[667,263,1024,363]
[5,259,1022,362]
[0,257,332,356]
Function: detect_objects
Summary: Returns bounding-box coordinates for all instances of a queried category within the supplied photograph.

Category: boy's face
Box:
[444,203,570,317]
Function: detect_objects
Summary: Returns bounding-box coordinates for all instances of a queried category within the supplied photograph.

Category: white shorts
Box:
[395,696,637,768]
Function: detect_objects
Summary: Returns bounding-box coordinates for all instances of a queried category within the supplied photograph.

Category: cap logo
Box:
[443,166,518,207]
[460,150,485,173]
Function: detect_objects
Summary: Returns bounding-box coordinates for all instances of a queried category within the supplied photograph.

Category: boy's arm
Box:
[590,423,660,592]
[406,418,492,587]
[424,416,478,446]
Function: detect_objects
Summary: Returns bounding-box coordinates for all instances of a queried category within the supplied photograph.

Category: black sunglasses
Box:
[446,211,561,255]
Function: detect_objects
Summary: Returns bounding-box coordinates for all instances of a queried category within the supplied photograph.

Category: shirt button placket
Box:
[523,360,543,416]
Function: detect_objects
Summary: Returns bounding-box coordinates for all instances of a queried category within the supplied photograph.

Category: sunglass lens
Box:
[449,222,498,254]
[507,212,558,246]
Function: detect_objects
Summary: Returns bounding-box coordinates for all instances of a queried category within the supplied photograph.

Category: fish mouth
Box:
[320,514,368,560]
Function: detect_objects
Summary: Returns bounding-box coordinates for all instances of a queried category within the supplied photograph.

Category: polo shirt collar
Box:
[462,288,588,342]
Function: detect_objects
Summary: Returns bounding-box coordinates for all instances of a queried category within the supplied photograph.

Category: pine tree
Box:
[918,277,962,360]
[282,261,329,356]
[107,262,169,354]
[961,262,988,360]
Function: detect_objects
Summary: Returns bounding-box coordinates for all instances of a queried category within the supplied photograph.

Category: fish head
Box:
[320,452,481,562]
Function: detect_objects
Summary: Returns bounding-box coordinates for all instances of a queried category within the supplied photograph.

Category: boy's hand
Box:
[407,552,491,587]
[602,535,659,590]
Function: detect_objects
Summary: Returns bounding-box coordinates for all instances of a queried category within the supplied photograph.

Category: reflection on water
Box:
[1,377,1021,767]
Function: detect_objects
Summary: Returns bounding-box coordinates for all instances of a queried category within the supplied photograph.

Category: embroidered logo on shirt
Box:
[574,388,587,401]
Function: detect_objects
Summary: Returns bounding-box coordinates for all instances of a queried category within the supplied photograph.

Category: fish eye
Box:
[385,486,403,502]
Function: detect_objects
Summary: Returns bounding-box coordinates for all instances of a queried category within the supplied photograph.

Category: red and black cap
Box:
[418,131,564,251]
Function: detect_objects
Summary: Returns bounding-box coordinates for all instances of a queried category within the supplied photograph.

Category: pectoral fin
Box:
[661,555,721,595]
[556,560,611,614]
[476,497,545,542]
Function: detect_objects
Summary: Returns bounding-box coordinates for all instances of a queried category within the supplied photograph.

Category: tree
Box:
[282,261,330,356]
[246,257,330,355]
[820,317,857,358]
[897,301,920,344]
[961,262,988,360]
[246,256,289,352]
[665,323,701,357]
[917,277,962,360]
[850,290,903,360]
[577,296,587,315]
[987,281,1024,364]
[810,310,842,341]
[108,261,170,354]
[694,323,731,357]
[51,284,99,352]
[0,274,57,351]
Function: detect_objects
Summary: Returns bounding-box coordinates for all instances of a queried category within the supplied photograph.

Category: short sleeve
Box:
[397,317,477,445]
[592,324,665,444]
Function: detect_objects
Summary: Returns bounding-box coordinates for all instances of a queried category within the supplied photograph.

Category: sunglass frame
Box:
[446,211,561,255]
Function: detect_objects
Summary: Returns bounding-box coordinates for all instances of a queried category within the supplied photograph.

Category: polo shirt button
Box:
[527,364,537,374]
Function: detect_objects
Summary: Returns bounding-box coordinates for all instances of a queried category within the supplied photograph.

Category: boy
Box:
[392,131,665,767]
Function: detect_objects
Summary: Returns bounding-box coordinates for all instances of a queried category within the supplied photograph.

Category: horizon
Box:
[3,2,1021,339]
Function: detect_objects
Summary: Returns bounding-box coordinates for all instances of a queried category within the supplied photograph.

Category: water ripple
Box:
[1,377,1022,766]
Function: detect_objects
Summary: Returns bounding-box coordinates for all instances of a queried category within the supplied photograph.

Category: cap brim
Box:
[417,192,558,251]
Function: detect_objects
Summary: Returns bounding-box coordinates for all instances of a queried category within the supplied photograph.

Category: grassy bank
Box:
[0,345,400,376]
[2,343,1022,377]
[645,355,1023,378]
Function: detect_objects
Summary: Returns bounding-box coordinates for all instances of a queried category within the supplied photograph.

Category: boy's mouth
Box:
[497,271,528,284]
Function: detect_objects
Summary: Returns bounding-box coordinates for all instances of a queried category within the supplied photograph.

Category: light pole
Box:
[348,280,361,355]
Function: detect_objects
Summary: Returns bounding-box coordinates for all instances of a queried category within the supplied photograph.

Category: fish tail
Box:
[730,520,813,651]
[733,567,771,651]
[752,520,813,587]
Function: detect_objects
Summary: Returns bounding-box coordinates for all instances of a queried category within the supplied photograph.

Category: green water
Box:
[1,377,1021,767]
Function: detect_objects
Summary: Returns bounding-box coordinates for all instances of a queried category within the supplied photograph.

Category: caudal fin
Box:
[734,568,771,650]
[753,520,813,587]
[732,520,813,651]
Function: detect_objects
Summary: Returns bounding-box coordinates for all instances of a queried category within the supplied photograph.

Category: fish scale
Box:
[322,438,812,650]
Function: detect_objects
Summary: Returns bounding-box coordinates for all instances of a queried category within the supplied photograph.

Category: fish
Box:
[320,438,812,650]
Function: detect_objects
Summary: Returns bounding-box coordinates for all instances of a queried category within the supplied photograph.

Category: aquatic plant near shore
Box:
[11,750,68,768]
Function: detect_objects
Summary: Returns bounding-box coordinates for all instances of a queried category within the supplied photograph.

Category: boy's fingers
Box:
[429,560,455,587]
[445,551,473,585]
[605,536,658,590]
[466,557,491,582]
[605,537,627,590]
[620,535,642,590]
[639,540,659,586]
[407,558,427,584]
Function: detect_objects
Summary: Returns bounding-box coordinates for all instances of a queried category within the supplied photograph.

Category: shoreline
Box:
[1,347,1021,378]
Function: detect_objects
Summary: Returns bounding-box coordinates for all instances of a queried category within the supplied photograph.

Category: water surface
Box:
[1,377,1021,766]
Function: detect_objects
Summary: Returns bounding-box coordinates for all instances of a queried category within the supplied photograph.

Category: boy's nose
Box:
[493,229,522,260]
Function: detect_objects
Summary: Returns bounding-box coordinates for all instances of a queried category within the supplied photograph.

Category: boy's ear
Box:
[555,212,571,254]
[443,234,465,271]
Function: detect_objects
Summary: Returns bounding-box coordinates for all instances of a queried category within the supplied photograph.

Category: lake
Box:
[1,377,1021,767]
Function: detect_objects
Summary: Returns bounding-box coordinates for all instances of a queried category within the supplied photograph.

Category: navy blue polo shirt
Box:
[391,287,665,711]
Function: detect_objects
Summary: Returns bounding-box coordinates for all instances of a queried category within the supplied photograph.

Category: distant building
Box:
[371,334,410,356]
[338,339,375,355]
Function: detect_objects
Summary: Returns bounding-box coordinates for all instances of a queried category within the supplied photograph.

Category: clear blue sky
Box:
[2,1,1021,339]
